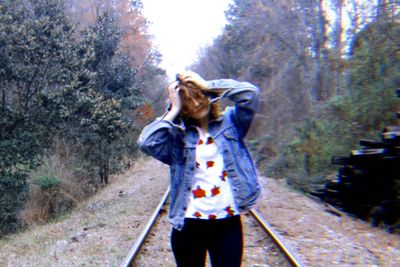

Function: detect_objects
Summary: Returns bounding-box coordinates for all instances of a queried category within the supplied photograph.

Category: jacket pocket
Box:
[222,126,239,141]
[223,127,247,159]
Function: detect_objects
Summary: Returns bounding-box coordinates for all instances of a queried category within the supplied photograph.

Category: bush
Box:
[0,172,29,236]
[33,176,61,191]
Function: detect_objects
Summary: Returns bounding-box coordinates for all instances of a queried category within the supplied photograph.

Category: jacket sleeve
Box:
[207,79,260,138]
[137,118,182,165]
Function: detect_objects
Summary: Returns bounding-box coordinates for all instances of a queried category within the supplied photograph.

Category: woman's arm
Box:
[207,79,260,138]
[177,71,260,138]
[137,81,183,165]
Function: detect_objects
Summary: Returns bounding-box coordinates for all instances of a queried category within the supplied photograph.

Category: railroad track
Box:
[120,187,304,267]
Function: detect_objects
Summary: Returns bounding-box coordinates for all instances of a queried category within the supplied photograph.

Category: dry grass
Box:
[0,157,169,267]
[19,138,96,226]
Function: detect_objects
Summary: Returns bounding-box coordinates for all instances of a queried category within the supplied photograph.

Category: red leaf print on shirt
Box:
[211,185,220,197]
[193,211,202,218]
[198,139,204,145]
[206,137,214,145]
[196,162,200,168]
[220,170,228,181]
[206,161,214,168]
[208,214,217,220]
[225,206,235,217]
[192,186,206,199]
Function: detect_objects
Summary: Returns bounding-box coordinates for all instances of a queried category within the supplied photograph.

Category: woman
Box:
[137,71,261,267]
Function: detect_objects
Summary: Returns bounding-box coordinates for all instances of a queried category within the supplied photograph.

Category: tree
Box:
[64,0,166,118]
[194,0,332,137]
[347,19,400,133]
[192,0,399,194]
[0,0,78,235]
[53,11,142,186]
[0,0,162,234]
[331,0,344,95]
[283,11,400,192]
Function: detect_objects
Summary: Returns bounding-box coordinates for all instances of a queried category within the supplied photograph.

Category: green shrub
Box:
[32,176,61,191]
[0,172,28,236]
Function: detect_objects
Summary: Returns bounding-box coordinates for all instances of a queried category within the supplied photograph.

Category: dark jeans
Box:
[171,216,243,267]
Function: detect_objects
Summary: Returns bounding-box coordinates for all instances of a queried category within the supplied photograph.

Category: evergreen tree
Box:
[0,0,77,235]
[347,20,400,134]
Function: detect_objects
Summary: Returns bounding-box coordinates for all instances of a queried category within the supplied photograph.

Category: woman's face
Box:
[179,86,210,120]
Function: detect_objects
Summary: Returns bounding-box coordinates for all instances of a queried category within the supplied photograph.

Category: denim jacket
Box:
[137,79,261,230]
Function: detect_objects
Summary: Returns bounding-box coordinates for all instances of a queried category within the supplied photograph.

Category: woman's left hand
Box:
[177,71,209,91]
[167,81,182,111]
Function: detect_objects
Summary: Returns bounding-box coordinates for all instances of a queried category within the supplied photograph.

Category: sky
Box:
[141,0,233,79]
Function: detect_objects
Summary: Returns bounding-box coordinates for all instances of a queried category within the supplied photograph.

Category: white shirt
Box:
[185,128,240,219]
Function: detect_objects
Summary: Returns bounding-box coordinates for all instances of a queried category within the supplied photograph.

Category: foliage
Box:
[0,0,77,236]
[279,106,358,190]
[0,0,159,236]
[192,0,399,198]
[0,172,28,235]
[65,12,139,185]
[347,21,400,131]
[274,20,400,191]
[32,176,61,191]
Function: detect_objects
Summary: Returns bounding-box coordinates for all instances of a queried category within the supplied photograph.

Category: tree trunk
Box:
[336,0,344,95]
[311,0,329,101]
[104,159,109,185]
[1,88,5,112]
[377,0,389,20]
[304,153,311,176]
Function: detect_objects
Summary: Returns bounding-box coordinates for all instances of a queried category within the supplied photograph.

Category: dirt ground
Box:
[255,177,400,266]
[0,157,398,266]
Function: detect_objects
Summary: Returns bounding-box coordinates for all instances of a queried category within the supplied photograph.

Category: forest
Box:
[1,0,399,236]
[192,0,399,183]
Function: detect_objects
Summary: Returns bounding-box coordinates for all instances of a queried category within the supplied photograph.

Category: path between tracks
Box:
[0,157,398,266]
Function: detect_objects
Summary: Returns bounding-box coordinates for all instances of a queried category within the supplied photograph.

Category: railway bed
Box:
[1,159,398,266]
[121,189,302,267]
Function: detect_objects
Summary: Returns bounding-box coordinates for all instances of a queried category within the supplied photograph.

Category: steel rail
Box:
[249,208,305,267]
[120,188,304,267]
[120,187,170,267]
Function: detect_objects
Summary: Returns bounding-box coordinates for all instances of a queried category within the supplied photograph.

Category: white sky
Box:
[141,0,233,79]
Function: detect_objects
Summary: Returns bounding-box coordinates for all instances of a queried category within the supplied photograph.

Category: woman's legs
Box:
[171,216,243,267]
[207,216,243,267]
[171,220,207,267]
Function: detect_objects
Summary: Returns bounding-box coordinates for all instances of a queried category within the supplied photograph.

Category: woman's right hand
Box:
[176,71,209,91]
